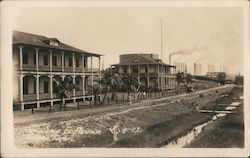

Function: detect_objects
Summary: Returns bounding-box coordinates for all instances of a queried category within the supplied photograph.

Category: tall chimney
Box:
[169,54,171,65]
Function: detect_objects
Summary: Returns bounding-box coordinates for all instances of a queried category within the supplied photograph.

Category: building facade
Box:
[112,54,176,91]
[13,31,101,110]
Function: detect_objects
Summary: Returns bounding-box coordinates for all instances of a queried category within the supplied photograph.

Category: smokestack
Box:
[169,54,171,65]
[194,63,196,75]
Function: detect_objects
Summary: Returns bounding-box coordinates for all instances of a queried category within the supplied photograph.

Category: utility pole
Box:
[160,18,163,61]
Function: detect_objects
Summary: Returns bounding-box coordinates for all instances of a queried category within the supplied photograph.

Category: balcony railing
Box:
[23,64,36,71]
[38,65,50,71]
[23,94,36,101]
[64,67,73,72]
[39,93,51,100]
[84,68,99,72]
[75,91,83,96]
[52,66,62,72]
[75,67,83,73]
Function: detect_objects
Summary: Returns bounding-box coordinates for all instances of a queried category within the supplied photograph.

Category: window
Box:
[44,54,48,66]
[44,81,49,93]
[23,52,28,64]
[76,58,80,67]
[69,57,72,67]
[52,55,57,66]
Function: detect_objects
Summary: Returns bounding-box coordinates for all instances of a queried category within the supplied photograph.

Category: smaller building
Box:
[112,54,176,91]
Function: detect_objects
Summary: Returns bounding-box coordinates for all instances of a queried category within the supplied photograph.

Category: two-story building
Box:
[112,54,176,91]
[13,31,101,110]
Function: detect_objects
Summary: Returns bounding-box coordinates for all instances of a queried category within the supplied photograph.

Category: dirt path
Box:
[14,84,234,125]
[14,84,237,148]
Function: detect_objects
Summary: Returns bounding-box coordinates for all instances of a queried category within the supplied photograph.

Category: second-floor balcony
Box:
[38,65,50,71]
[84,68,99,73]
[39,93,50,100]
[52,66,62,72]
[23,64,36,71]
[64,67,73,72]
[23,94,36,101]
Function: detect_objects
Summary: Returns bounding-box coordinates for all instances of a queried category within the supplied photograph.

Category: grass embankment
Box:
[186,87,244,148]
[186,107,244,148]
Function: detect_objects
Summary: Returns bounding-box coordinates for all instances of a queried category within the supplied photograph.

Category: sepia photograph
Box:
[0,0,249,157]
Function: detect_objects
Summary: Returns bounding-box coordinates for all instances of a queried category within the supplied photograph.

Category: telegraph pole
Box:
[160,18,163,60]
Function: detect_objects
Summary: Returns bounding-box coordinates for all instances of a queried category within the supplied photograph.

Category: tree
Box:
[96,67,121,104]
[186,73,193,84]
[217,72,226,84]
[53,76,75,111]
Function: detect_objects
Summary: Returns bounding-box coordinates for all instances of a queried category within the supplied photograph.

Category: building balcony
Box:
[22,64,36,71]
[149,72,158,76]
[75,91,83,96]
[64,67,73,72]
[39,93,51,100]
[75,67,83,73]
[38,65,50,71]
[23,94,36,101]
[84,68,99,73]
[52,66,62,72]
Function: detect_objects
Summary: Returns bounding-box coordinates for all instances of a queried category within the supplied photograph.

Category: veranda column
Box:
[98,56,101,71]
[50,74,53,107]
[36,74,40,107]
[91,56,93,91]
[73,75,76,103]
[49,50,52,72]
[62,51,64,72]
[82,75,85,95]
[128,65,131,75]
[19,46,23,71]
[73,75,76,96]
[19,74,24,110]
[50,74,53,99]
[35,48,39,71]
[73,53,75,72]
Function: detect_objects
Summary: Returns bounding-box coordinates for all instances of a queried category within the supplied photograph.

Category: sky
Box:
[11,4,244,75]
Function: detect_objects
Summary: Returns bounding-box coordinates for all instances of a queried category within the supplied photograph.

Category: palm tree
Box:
[96,67,121,104]
[53,76,75,111]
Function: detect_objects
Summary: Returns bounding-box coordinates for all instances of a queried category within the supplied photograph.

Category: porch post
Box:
[49,50,52,72]
[82,75,85,95]
[73,75,76,96]
[91,56,93,91]
[35,48,39,71]
[73,53,75,72]
[98,56,101,71]
[19,74,24,110]
[19,46,23,71]
[36,74,40,107]
[128,65,131,75]
[50,74,53,99]
[62,51,64,72]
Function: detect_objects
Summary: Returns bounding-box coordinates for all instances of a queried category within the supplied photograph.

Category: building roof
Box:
[112,53,175,67]
[13,31,101,57]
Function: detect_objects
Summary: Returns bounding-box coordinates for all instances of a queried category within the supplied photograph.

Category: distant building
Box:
[194,63,202,76]
[173,62,187,73]
[208,64,215,72]
[13,31,101,110]
[112,54,176,91]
